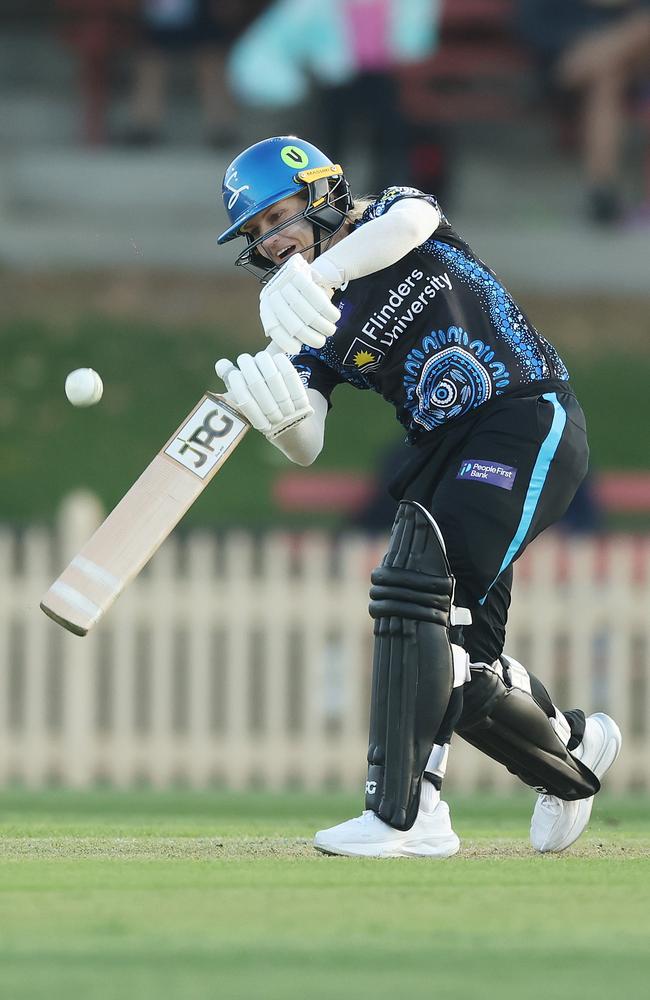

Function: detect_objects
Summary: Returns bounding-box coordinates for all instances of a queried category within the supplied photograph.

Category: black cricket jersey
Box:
[291,187,570,442]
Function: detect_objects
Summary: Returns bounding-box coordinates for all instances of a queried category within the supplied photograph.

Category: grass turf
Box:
[0,791,648,999]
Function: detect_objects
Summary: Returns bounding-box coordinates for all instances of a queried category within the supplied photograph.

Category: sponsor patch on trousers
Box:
[457,458,517,490]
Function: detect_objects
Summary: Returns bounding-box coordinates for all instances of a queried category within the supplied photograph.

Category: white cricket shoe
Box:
[314,800,460,858]
[530,712,622,854]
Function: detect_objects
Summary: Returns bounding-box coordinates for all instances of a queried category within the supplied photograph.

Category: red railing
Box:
[274,470,650,515]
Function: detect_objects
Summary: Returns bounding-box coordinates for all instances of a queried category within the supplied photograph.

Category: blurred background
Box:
[1,0,649,792]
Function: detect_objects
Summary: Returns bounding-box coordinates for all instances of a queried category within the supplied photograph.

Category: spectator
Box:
[318,1,443,193]
[122,1,262,147]
[556,472,604,533]
[517,0,650,223]
[228,0,441,190]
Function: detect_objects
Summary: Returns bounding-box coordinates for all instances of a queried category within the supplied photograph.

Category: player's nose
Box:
[261,233,288,262]
[261,229,281,250]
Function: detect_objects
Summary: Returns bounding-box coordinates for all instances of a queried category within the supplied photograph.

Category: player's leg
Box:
[314,500,467,858]
[458,585,621,852]
[455,570,601,801]
[429,391,621,848]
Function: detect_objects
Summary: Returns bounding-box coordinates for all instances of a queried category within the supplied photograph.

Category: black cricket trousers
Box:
[406,389,589,665]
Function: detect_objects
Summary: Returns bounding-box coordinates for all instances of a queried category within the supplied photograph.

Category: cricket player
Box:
[215,136,622,858]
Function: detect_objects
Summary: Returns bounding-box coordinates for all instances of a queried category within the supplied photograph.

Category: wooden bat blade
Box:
[40,392,248,635]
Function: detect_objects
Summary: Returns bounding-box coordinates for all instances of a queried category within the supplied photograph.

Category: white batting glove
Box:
[215,349,314,440]
[259,254,341,354]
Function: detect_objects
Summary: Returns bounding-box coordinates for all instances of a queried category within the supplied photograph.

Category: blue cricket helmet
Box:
[217,135,352,279]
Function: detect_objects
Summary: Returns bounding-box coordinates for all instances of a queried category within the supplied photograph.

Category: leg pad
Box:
[365,501,456,830]
[457,660,599,800]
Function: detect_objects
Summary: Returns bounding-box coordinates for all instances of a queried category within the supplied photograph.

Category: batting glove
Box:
[215,349,313,440]
[259,254,341,354]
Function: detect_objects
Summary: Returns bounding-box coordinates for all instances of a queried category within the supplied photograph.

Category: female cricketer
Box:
[215,135,622,858]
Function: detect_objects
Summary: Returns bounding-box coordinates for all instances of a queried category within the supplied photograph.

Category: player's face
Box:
[243,194,315,266]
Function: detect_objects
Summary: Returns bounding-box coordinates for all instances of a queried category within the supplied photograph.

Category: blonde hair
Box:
[347,196,376,224]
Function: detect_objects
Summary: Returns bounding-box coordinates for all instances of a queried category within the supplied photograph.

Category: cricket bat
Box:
[40,393,249,635]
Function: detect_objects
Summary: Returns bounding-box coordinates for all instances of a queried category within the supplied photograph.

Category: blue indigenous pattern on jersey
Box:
[290,187,570,436]
[403,326,511,430]
[423,240,569,383]
[362,186,429,223]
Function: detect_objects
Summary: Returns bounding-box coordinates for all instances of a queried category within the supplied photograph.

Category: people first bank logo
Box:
[457,459,517,490]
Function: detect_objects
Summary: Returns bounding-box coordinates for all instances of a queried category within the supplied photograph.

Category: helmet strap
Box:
[311,221,325,259]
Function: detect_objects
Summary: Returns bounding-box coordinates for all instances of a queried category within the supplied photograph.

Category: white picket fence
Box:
[0,492,649,793]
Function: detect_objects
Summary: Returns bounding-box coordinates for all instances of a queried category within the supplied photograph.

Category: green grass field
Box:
[0,790,648,1000]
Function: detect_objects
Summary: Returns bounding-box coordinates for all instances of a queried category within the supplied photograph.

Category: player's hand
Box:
[215,349,314,439]
[259,254,341,354]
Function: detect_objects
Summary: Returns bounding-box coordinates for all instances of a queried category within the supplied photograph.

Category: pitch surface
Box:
[0,791,648,999]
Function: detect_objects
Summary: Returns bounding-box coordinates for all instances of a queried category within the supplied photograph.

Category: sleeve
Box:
[361,187,447,227]
[312,195,441,287]
[270,387,328,466]
[288,349,346,407]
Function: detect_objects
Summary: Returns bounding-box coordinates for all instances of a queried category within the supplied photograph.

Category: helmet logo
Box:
[225,169,251,210]
[280,145,309,168]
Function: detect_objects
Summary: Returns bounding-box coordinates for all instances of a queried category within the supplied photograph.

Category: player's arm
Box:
[215,350,327,466]
[313,196,441,287]
[260,198,440,353]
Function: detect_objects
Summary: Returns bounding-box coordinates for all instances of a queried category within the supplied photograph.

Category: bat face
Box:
[40,393,248,635]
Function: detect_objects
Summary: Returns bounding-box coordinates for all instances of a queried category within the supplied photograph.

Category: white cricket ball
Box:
[65,368,104,407]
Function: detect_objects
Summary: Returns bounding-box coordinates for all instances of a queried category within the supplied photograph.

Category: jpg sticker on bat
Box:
[165,397,247,479]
